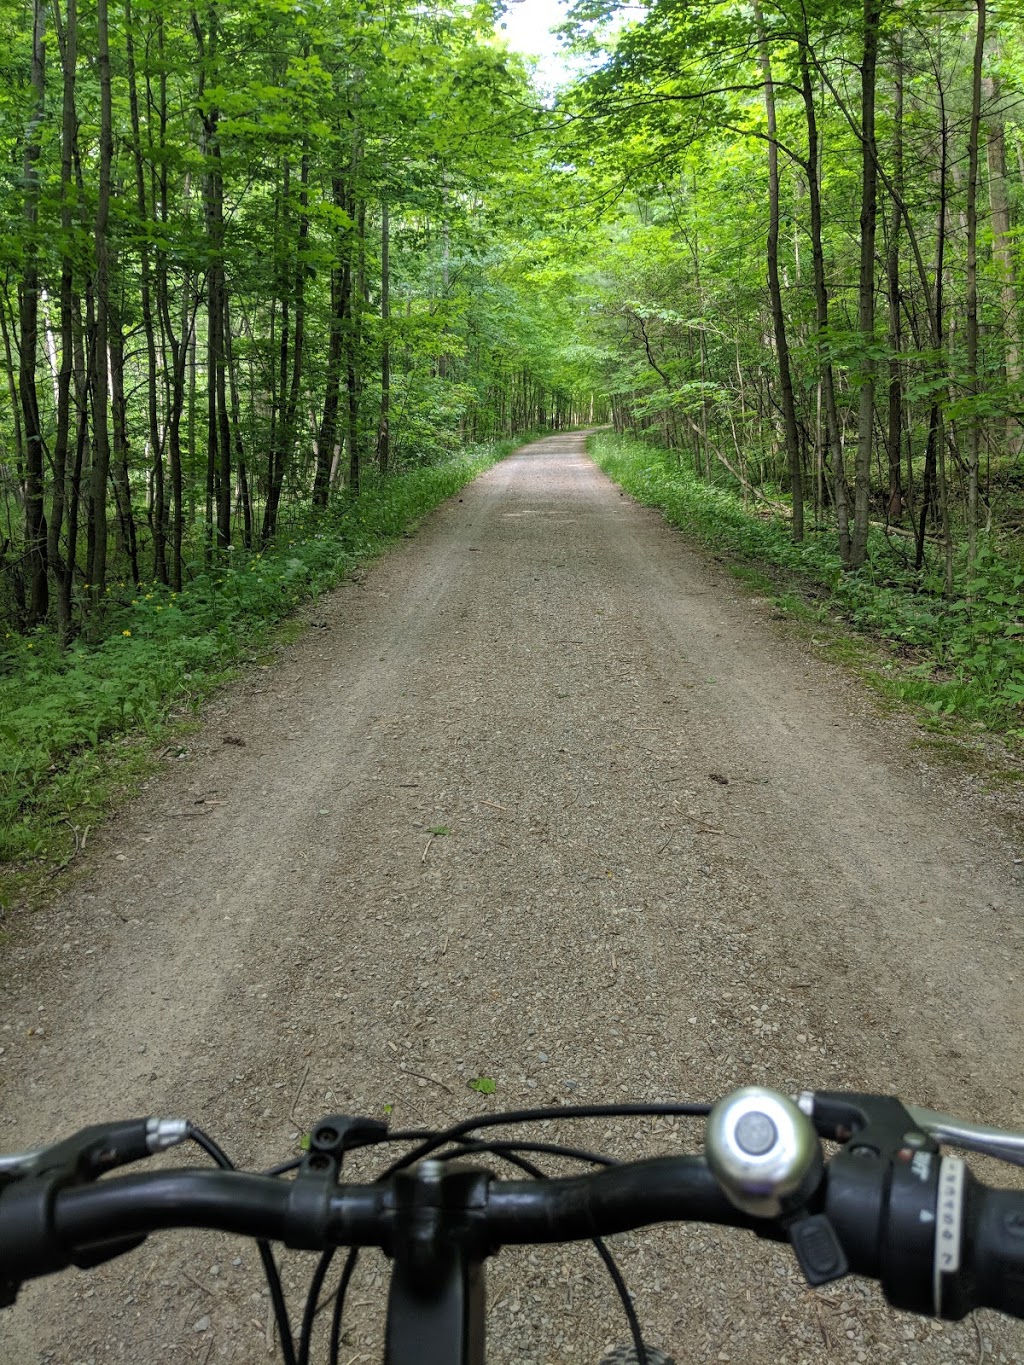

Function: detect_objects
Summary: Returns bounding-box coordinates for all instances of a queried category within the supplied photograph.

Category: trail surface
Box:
[2,432,1023,1365]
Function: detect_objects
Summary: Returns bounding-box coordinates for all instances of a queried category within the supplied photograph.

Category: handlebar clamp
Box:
[281,1114,389,1250]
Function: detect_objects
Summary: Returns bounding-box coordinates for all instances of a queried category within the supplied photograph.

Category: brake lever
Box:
[0,1118,191,1307]
[0,1118,189,1184]
[904,1106,1024,1169]
[0,1148,44,1179]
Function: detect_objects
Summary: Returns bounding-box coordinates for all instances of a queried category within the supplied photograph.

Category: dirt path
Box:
[2,432,1023,1365]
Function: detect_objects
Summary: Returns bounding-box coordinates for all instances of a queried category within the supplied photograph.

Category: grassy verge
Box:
[589,432,1024,744]
[0,438,522,905]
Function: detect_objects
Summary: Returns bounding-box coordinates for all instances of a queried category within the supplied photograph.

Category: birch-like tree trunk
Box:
[20,0,48,623]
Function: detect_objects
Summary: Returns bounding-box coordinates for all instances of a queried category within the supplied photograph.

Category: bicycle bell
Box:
[705,1086,823,1218]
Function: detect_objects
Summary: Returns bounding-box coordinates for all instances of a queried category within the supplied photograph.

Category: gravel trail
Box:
[2,431,1023,1365]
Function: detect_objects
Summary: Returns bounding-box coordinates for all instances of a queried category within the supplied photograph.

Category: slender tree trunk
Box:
[224,297,251,548]
[20,0,49,624]
[66,302,88,613]
[192,5,230,553]
[283,144,310,492]
[49,0,77,638]
[377,195,391,475]
[799,40,847,559]
[313,174,347,508]
[262,156,290,543]
[125,0,165,583]
[88,0,114,607]
[438,168,450,380]
[346,189,365,496]
[966,1,986,568]
[109,287,140,583]
[205,250,218,561]
[885,47,905,523]
[154,16,186,589]
[850,0,880,569]
[984,59,1019,457]
[755,4,803,541]
[916,83,952,590]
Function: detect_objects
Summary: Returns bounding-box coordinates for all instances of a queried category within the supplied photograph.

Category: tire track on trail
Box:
[1,432,1022,1364]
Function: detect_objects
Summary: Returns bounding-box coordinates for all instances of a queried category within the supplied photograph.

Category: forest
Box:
[2,0,1024,870]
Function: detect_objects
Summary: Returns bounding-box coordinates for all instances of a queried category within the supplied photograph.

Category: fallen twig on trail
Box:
[289,1061,311,1125]
[399,1063,454,1094]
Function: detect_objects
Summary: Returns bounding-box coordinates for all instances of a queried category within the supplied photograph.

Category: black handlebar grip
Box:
[963,1186,1024,1320]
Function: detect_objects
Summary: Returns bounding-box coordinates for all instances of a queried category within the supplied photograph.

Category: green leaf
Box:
[468,1076,496,1094]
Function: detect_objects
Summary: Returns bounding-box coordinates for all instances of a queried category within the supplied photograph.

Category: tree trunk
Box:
[966,1,986,568]
[283,145,310,498]
[224,297,252,548]
[88,0,114,607]
[20,0,48,624]
[346,190,365,496]
[262,155,291,544]
[850,0,880,568]
[49,0,78,638]
[984,59,1019,458]
[799,39,847,559]
[885,46,905,524]
[109,286,140,584]
[755,4,803,541]
[125,0,165,584]
[377,195,391,475]
[313,175,347,508]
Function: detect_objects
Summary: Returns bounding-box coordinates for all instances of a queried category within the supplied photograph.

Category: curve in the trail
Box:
[2,432,1022,1364]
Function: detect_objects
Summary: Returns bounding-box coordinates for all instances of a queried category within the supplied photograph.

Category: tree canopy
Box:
[2,0,1024,641]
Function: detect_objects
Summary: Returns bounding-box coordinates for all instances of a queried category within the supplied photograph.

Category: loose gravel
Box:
[1,432,1023,1364]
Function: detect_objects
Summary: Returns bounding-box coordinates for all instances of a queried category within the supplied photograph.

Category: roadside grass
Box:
[589,432,1024,753]
[0,438,522,906]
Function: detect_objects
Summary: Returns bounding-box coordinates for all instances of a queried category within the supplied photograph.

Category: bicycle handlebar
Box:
[5,1148,1024,1321]
[44,1155,746,1252]
[3,1088,1024,1347]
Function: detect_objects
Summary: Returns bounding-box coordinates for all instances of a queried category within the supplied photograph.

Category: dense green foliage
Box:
[552,0,1024,580]
[0,0,600,637]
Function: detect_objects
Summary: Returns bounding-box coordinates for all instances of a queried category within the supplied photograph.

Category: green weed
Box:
[908,737,985,769]
[773,592,822,622]
[728,564,773,592]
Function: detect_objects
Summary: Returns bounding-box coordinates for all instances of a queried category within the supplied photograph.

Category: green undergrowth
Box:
[0,437,523,899]
[590,432,1024,742]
